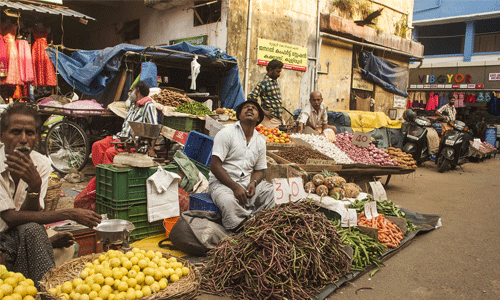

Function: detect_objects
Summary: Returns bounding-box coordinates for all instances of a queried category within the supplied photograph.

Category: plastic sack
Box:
[140,62,158,88]
[74,177,96,211]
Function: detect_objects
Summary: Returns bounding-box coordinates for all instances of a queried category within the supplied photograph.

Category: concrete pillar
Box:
[412,26,419,42]
[464,20,475,62]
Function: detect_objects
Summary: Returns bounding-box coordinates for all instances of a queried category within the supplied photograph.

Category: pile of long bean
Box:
[200,201,351,300]
[350,198,420,232]
[333,221,387,271]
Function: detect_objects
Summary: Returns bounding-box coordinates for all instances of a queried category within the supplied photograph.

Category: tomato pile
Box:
[255,125,291,143]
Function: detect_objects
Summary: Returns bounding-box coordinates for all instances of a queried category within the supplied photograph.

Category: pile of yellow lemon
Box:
[0,265,38,300]
[49,248,189,300]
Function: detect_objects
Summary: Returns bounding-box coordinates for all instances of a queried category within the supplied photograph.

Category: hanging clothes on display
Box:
[425,92,438,111]
[17,36,35,83]
[407,92,414,108]
[438,92,448,109]
[1,24,22,85]
[0,36,8,77]
[32,25,56,86]
[485,92,491,103]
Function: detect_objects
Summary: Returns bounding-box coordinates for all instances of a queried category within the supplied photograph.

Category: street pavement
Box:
[328,157,500,300]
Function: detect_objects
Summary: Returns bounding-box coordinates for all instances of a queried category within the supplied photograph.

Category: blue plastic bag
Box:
[140,62,158,88]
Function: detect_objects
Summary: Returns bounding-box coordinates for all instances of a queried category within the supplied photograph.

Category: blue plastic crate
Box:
[183,131,214,167]
[189,193,221,214]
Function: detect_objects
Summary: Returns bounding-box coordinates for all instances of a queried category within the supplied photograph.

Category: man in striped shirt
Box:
[91,81,159,165]
[248,59,284,127]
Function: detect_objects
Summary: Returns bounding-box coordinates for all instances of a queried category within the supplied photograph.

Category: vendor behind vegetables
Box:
[209,100,275,232]
[0,103,102,287]
[92,81,159,164]
[297,91,337,134]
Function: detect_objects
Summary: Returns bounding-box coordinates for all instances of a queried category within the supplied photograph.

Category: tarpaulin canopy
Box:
[46,42,245,109]
[360,52,409,98]
[0,0,95,20]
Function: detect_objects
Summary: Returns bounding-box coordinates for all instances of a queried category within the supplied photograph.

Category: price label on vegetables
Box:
[364,201,379,220]
[352,131,371,147]
[288,177,305,202]
[273,178,291,204]
[340,208,358,227]
[369,181,388,200]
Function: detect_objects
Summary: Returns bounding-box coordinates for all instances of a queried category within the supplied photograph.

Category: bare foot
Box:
[50,232,75,248]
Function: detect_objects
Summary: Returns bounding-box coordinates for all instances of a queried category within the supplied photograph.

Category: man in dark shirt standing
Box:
[248,59,284,128]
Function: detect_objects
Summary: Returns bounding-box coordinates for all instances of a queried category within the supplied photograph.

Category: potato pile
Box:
[304,174,360,200]
[383,147,417,169]
[151,89,194,107]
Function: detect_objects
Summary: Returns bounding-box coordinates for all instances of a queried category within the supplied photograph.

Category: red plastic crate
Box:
[74,230,98,257]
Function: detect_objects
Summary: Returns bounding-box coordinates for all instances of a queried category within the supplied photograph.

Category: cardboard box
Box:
[264,164,308,183]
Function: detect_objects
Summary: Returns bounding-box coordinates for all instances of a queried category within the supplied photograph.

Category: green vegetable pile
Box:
[333,221,386,272]
[350,197,420,232]
[174,101,212,116]
[200,201,351,300]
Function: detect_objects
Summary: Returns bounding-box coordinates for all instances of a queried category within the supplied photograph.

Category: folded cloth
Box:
[146,167,181,223]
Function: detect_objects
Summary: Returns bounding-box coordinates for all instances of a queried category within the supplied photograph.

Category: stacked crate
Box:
[96,164,178,241]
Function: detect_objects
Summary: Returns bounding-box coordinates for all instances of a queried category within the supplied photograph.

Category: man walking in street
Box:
[248,59,284,128]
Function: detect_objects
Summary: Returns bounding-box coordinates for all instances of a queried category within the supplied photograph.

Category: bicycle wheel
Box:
[45,120,90,174]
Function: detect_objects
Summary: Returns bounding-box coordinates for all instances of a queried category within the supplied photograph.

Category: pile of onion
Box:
[334,132,398,166]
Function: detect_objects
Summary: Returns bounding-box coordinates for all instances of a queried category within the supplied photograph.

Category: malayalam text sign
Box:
[257,38,307,72]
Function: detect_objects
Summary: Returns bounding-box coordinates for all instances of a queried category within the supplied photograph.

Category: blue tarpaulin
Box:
[47,42,245,109]
[360,52,409,98]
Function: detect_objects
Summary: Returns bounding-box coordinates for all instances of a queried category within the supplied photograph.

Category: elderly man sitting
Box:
[0,103,102,286]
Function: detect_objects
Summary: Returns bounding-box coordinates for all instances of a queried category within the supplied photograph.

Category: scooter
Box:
[436,119,473,173]
[402,109,442,165]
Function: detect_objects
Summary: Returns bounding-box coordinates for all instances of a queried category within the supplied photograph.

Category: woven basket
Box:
[39,252,201,300]
[43,177,63,212]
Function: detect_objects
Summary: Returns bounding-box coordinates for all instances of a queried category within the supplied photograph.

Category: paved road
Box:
[327,157,500,300]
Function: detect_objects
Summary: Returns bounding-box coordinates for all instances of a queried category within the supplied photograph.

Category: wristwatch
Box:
[252,179,258,186]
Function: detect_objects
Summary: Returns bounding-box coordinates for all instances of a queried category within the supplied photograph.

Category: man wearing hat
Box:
[209,100,275,231]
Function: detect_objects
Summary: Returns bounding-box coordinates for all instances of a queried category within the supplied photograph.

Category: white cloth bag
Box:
[146,167,181,222]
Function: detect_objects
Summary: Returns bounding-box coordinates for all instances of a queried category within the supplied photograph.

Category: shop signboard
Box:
[257,38,307,71]
[489,73,500,80]
[393,95,406,109]
[169,35,208,46]
[352,70,374,91]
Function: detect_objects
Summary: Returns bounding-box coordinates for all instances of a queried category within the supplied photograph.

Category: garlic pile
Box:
[290,134,353,164]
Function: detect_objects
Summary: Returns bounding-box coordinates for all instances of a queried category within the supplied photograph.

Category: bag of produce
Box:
[158,210,230,256]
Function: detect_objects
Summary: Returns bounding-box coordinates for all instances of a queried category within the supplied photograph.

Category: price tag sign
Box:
[369,181,388,200]
[352,131,371,147]
[364,201,379,220]
[288,177,305,202]
[273,178,291,205]
[340,208,358,227]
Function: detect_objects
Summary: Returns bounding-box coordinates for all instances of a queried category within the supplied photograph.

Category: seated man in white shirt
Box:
[209,100,275,232]
[0,103,102,286]
[297,91,337,134]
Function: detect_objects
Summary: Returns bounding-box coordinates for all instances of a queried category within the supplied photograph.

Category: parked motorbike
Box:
[402,109,442,165]
[436,119,473,172]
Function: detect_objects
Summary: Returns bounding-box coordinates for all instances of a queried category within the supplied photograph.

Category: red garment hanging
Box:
[32,27,56,86]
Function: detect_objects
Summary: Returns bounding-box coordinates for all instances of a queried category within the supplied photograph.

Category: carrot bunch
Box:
[358,213,404,248]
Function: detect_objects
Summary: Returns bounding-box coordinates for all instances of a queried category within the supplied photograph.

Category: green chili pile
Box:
[174,101,212,116]
[200,201,351,300]
[332,221,386,271]
[350,197,420,232]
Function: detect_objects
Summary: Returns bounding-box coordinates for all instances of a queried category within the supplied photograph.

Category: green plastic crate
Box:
[130,222,164,241]
[162,116,205,133]
[96,202,148,223]
[96,164,178,204]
